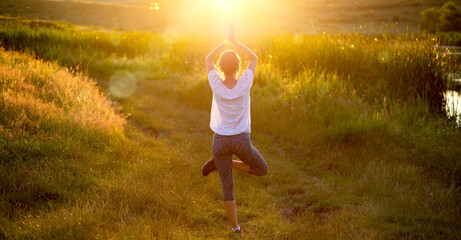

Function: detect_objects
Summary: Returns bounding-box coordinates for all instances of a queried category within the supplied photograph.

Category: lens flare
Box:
[109,70,137,98]
[149,2,159,11]
[378,51,389,63]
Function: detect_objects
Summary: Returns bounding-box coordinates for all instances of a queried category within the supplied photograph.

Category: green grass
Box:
[1,16,460,239]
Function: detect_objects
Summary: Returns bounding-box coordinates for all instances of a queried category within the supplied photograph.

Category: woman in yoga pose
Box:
[202,25,268,234]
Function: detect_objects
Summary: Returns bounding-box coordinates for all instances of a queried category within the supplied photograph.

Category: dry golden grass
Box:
[0,47,125,147]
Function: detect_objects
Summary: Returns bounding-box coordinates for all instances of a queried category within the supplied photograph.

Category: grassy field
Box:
[1,15,461,239]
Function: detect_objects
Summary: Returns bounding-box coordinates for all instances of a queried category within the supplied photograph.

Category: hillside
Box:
[0,47,125,160]
[0,0,440,34]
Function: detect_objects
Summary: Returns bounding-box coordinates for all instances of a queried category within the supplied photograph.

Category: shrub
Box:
[419,1,461,34]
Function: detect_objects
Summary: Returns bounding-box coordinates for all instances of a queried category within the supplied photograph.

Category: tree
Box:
[419,8,441,33]
[419,1,461,33]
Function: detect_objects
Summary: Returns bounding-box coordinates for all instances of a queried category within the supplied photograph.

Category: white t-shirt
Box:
[208,69,254,135]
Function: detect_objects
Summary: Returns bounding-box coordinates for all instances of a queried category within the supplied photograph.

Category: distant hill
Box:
[0,0,440,34]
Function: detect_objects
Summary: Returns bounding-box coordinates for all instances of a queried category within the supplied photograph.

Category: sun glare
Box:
[213,0,241,10]
[166,0,287,36]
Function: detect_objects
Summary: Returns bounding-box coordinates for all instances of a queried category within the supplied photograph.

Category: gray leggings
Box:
[212,132,268,201]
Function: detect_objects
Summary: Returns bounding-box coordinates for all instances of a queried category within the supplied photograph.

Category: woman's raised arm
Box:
[226,25,258,74]
[206,42,226,73]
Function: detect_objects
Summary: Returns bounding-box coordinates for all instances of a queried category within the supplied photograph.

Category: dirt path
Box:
[114,77,337,236]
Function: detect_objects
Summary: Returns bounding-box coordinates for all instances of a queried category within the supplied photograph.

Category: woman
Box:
[202,25,268,234]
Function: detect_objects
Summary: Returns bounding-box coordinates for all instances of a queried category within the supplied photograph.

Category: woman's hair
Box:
[218,50,240,76]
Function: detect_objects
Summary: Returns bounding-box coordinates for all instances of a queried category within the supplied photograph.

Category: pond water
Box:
[445,90,461,124]
[445,71,461,124]
[444,47,461,122]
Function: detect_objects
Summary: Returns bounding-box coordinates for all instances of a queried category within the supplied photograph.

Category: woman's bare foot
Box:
[202,159,216,176]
